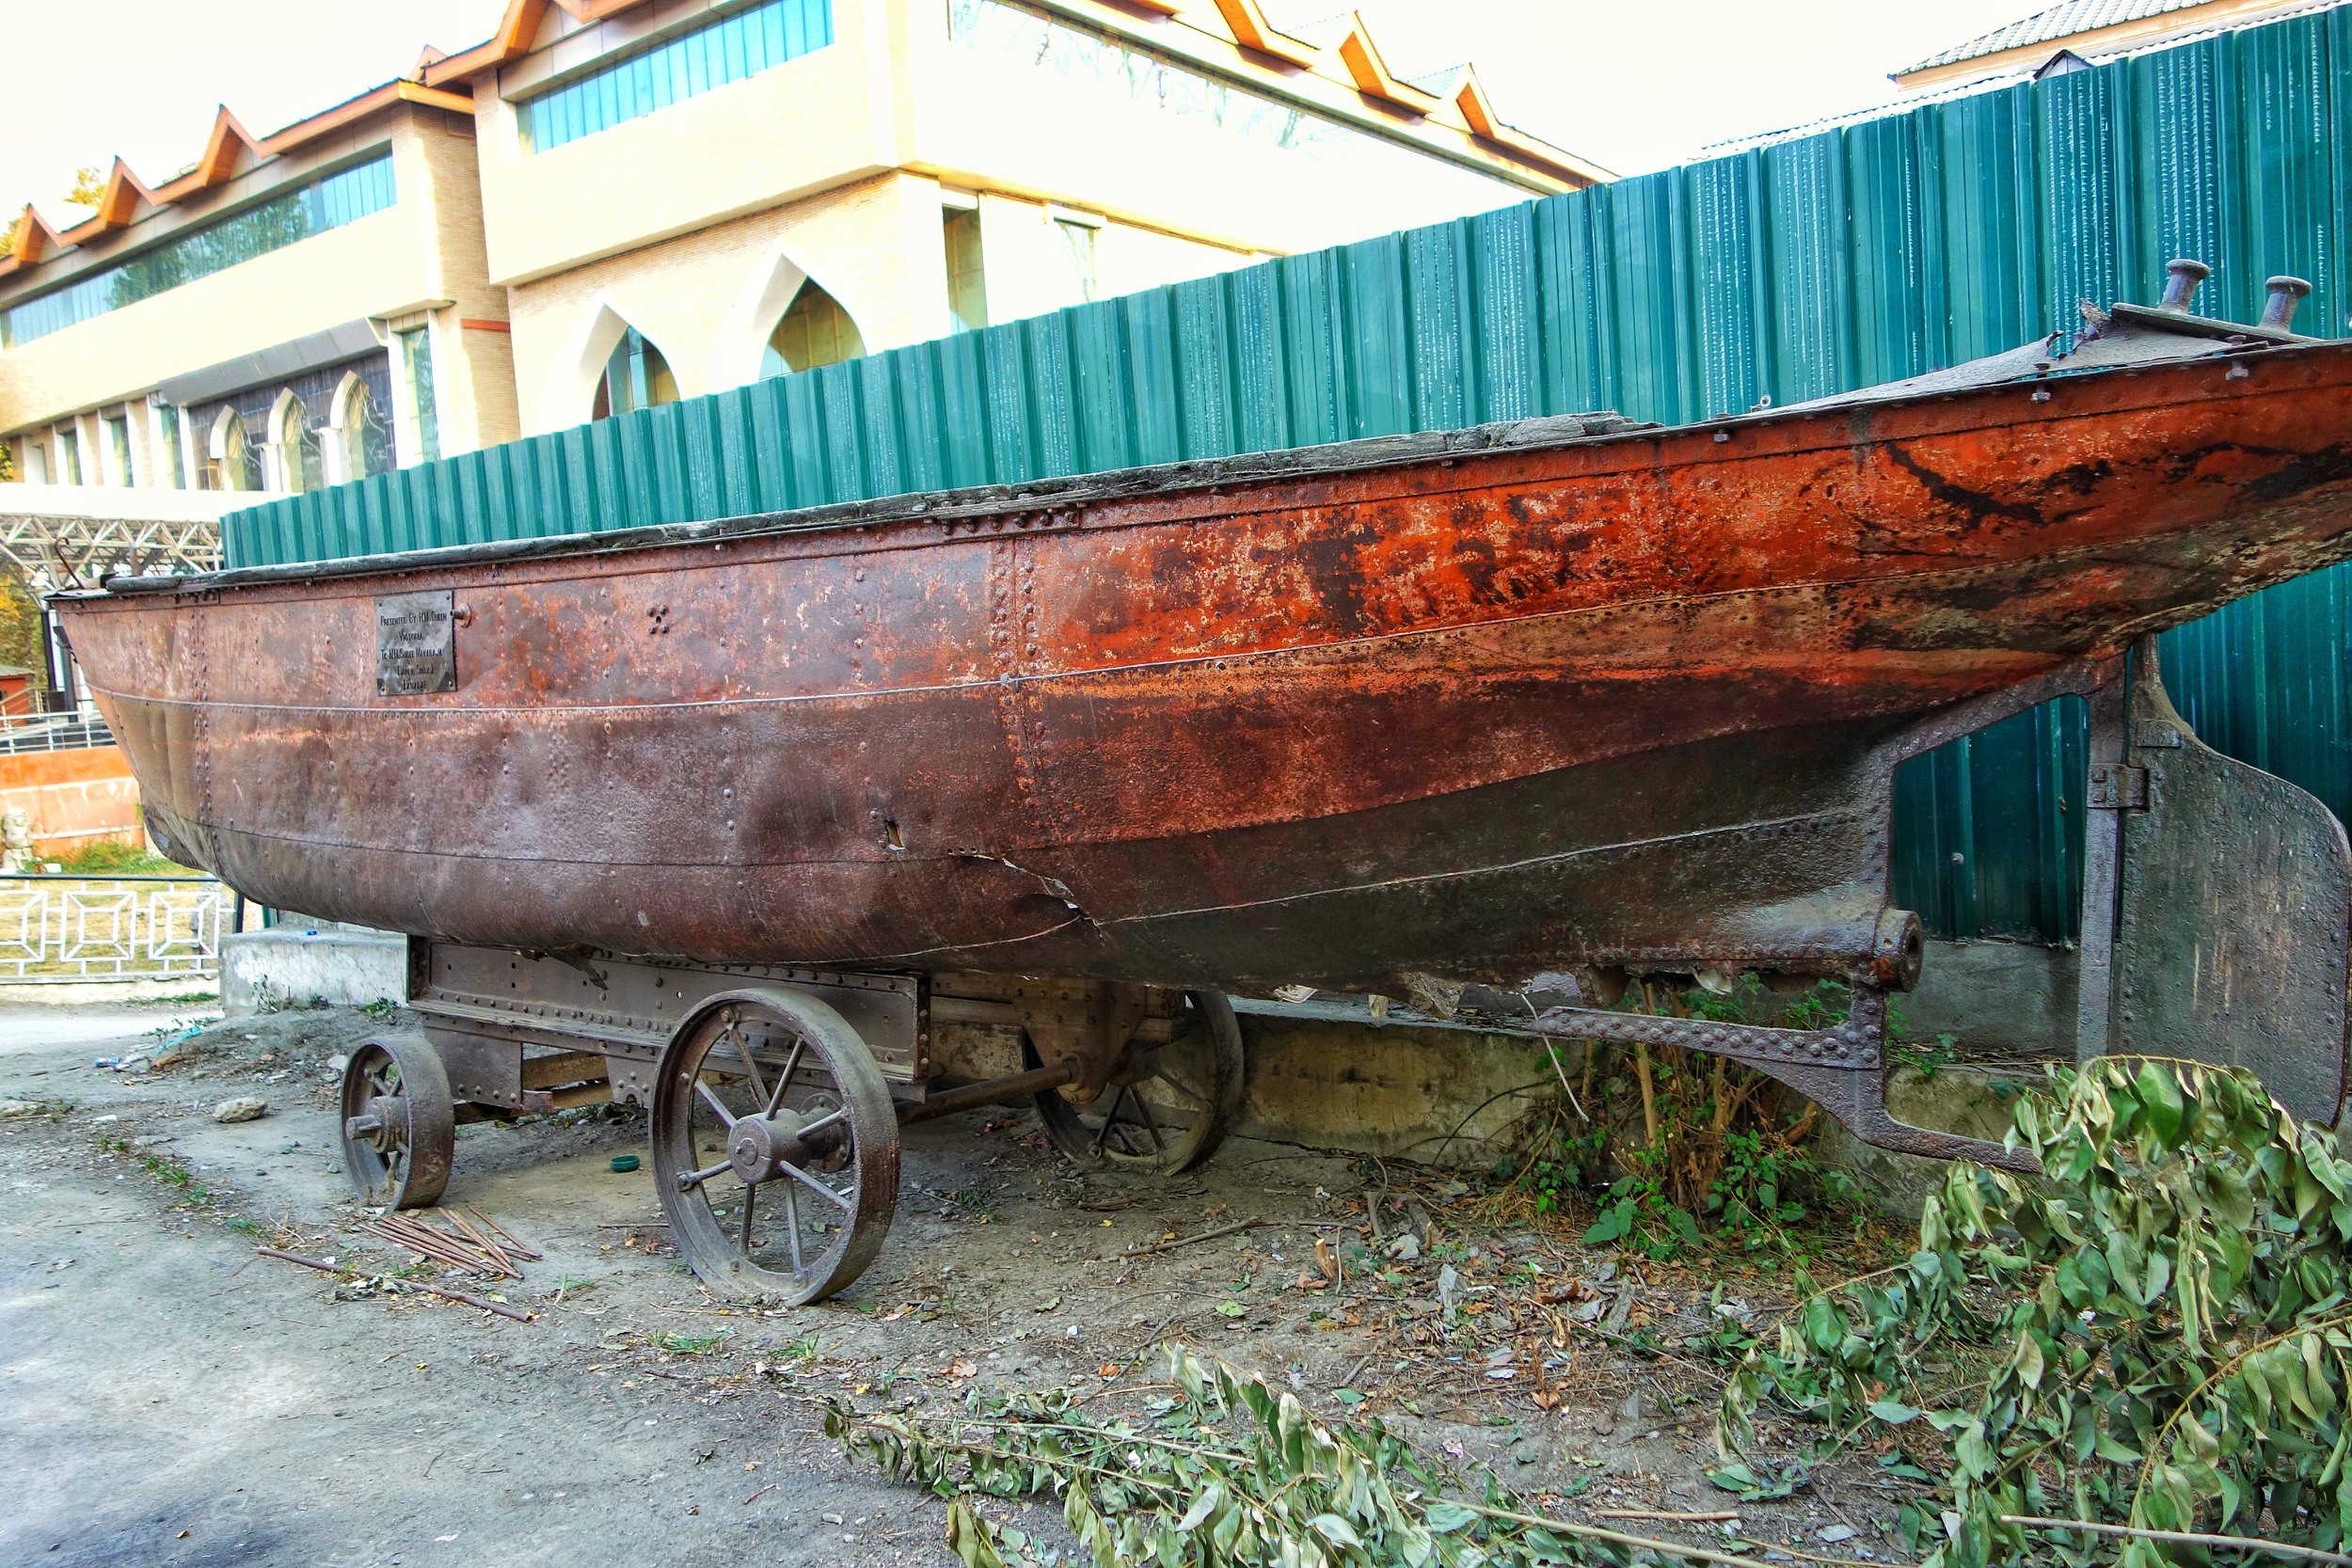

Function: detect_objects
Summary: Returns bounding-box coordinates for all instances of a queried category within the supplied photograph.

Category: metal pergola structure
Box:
[0,483,234,593]
[0,484,241,721]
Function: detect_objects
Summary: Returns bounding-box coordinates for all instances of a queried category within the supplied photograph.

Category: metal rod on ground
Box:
[467,1208,542,1259]
[898,1061,1077,1125]
[368,1216,496,1275]
[386,1212,490,1266]
[369,1214,481,1266]
[366,1218,474,1268]
[2000,1515,2352,1566]
[441,1208,519,1276]
[1450,1502,1781,1568]
[257,1247,533,1323]
[1120,1216,1263,1257]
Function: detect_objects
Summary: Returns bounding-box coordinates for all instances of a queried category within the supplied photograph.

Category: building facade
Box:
[0,0,1601,492]
[420,0,1606,436]
[0,83,518,499]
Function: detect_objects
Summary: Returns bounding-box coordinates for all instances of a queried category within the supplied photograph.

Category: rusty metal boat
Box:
[51,264,2352,1303]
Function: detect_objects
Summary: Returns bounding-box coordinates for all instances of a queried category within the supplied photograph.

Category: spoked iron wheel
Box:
[339,1034,454,1209]
[1027,990,1245,1174]
[650,988,899,1305]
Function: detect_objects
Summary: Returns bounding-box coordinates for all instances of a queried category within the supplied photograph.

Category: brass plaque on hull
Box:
[375,591,457,695]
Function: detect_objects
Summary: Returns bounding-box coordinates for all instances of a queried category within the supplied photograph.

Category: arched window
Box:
[760,281,866,378]
[275,392,323,494]
[336,375,393,483]
[206,409,261,492]
[592,327,679,420]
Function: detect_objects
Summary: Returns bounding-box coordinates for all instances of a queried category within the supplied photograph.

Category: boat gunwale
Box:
[64,335,2345,609]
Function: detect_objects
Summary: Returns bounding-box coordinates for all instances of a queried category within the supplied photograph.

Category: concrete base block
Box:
[221,927,407,1018]
[1232,1000,1562,1164]
[1904,938,2076,1058]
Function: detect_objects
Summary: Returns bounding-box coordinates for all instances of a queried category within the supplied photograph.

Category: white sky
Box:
[0,0,2043,219]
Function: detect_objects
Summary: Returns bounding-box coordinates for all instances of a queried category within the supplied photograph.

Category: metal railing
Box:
[0,874,233,982]
[0,715,114,754]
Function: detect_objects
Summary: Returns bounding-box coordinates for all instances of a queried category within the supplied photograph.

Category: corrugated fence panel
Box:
[220,8,2352,942]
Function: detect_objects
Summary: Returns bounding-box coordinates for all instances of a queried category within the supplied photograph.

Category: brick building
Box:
[0,80,517,496]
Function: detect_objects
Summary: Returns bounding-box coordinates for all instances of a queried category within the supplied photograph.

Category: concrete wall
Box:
[221,927,407,1016]
[505,170,947,431]
[967,190,1257,328]
[1230,1006,1565,1162]
[1900,938,2076,1060]
[905,1,1539,259]
[475,0,900,291]
[0,747,142,855]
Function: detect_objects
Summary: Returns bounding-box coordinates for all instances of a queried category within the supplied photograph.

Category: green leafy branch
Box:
[1719,1055,2352,1568]
[833,1344,1787,1567]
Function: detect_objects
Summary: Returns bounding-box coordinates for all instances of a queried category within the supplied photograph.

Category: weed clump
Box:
[1493,974,1900,1261]
[49,839,198,876]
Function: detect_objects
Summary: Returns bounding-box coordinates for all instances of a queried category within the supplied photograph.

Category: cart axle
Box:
[898,1059,1078,1126]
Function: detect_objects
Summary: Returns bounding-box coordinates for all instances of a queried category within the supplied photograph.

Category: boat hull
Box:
[58,341,2352,996]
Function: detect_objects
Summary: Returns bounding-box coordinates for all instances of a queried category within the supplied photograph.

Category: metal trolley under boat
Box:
[341,943,1244,1303]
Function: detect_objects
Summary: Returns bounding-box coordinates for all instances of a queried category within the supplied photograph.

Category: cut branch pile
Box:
[835,1343,1772,1567]
[1718,1055,2352,1568]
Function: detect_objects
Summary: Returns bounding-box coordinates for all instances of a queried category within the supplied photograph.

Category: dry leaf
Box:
[1097,1362,1121,1379]
[946,1356,977,1379]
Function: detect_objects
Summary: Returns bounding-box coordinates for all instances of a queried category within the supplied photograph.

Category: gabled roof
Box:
[89,160,161,232]
[1170,1,1605,179]
[421,0,652,88]
[1201,0,1322,68]
[1407,64,1496,136]
[191,108,267,190]
[414,0,1605,182]
[0,79,472,286]
[1328,13,1439,114]
[1902,0,2208,73]
[0,208,65,280]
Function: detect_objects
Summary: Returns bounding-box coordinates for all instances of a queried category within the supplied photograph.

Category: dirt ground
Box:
[0,1002,1915,1567]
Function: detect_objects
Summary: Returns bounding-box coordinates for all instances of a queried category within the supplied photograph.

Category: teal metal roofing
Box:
[222,4,2352,945]
[1902,0,2220,74]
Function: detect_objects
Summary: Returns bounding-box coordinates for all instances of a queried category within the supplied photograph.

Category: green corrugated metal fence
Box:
[221,6,2352,943]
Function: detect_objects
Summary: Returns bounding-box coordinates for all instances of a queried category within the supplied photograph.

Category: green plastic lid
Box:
[610,1153,641,1173]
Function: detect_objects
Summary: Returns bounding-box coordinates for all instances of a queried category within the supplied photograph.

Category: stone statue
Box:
[0,808,34,875]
